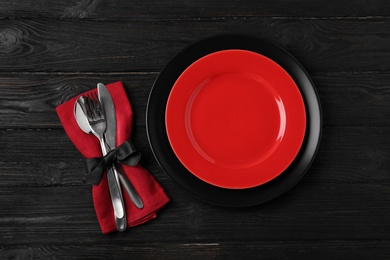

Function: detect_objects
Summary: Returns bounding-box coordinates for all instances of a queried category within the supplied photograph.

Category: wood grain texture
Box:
[1,18,390,72]
[0,0,389,19]
[0,126,389,187]
[1,1,390,258]
[0,182,389,245]
[0,240,390,260]
[1,241,390,260]
[0,72,389,128]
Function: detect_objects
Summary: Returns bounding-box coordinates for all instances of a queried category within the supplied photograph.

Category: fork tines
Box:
[83,92,105,122]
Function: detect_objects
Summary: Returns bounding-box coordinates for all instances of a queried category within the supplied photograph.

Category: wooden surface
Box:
[1,1,389,259]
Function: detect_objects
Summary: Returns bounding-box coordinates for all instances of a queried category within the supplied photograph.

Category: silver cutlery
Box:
[74,94,127,232]
[97,83,144,209]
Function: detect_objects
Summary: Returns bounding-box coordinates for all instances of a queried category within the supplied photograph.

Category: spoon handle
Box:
[99,138,127,231]
[108,166,127,231]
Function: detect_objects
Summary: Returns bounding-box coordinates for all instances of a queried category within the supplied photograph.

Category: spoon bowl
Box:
[74,97,92,134]
[73,95,127,232]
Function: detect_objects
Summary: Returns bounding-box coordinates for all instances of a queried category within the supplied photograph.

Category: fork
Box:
[84,92,127,231]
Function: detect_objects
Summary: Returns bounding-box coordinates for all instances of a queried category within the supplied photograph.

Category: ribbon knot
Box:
[85,140,141,185]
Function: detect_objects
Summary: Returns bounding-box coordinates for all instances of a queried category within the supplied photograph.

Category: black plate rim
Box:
[146,34,322,207]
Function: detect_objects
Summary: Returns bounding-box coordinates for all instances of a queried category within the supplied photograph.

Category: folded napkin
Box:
[56,81,169,234]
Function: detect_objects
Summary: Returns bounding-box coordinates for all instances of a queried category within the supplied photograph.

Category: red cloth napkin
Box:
[56,81,169,234]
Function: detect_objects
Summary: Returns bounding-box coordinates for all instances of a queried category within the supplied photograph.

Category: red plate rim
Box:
[165,49,306,189]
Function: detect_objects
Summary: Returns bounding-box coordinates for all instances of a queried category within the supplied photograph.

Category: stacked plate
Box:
[146,35,322,207]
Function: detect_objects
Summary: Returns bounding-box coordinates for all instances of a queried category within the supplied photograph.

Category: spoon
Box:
[74,96,127,232]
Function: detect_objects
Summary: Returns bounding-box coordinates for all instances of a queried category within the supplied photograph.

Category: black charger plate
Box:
[146,35,322,207]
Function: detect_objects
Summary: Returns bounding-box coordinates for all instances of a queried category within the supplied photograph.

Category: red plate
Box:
[165,49,306,189]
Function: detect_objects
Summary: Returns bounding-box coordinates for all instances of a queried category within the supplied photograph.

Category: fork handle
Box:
[116,163,144,209]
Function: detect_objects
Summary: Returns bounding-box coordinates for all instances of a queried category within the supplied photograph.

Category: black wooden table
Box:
[1,1,389,259]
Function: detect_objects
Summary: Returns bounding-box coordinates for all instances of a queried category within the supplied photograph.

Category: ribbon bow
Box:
[85,140,141,185]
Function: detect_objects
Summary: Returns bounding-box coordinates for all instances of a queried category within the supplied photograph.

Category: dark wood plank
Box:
[307,126,390,183]
[2,240,390,259]
[0,182,389,245]
[315,72,390,126]
[0,0,389,19]
[0,127,171,187]
[0,72,389,128]
[0,126,389,187]
[0,74,155,128]
[0,1,388,259]
[1,18,390,72]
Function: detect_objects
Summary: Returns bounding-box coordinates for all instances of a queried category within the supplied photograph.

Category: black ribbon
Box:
[85,140,141,185]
